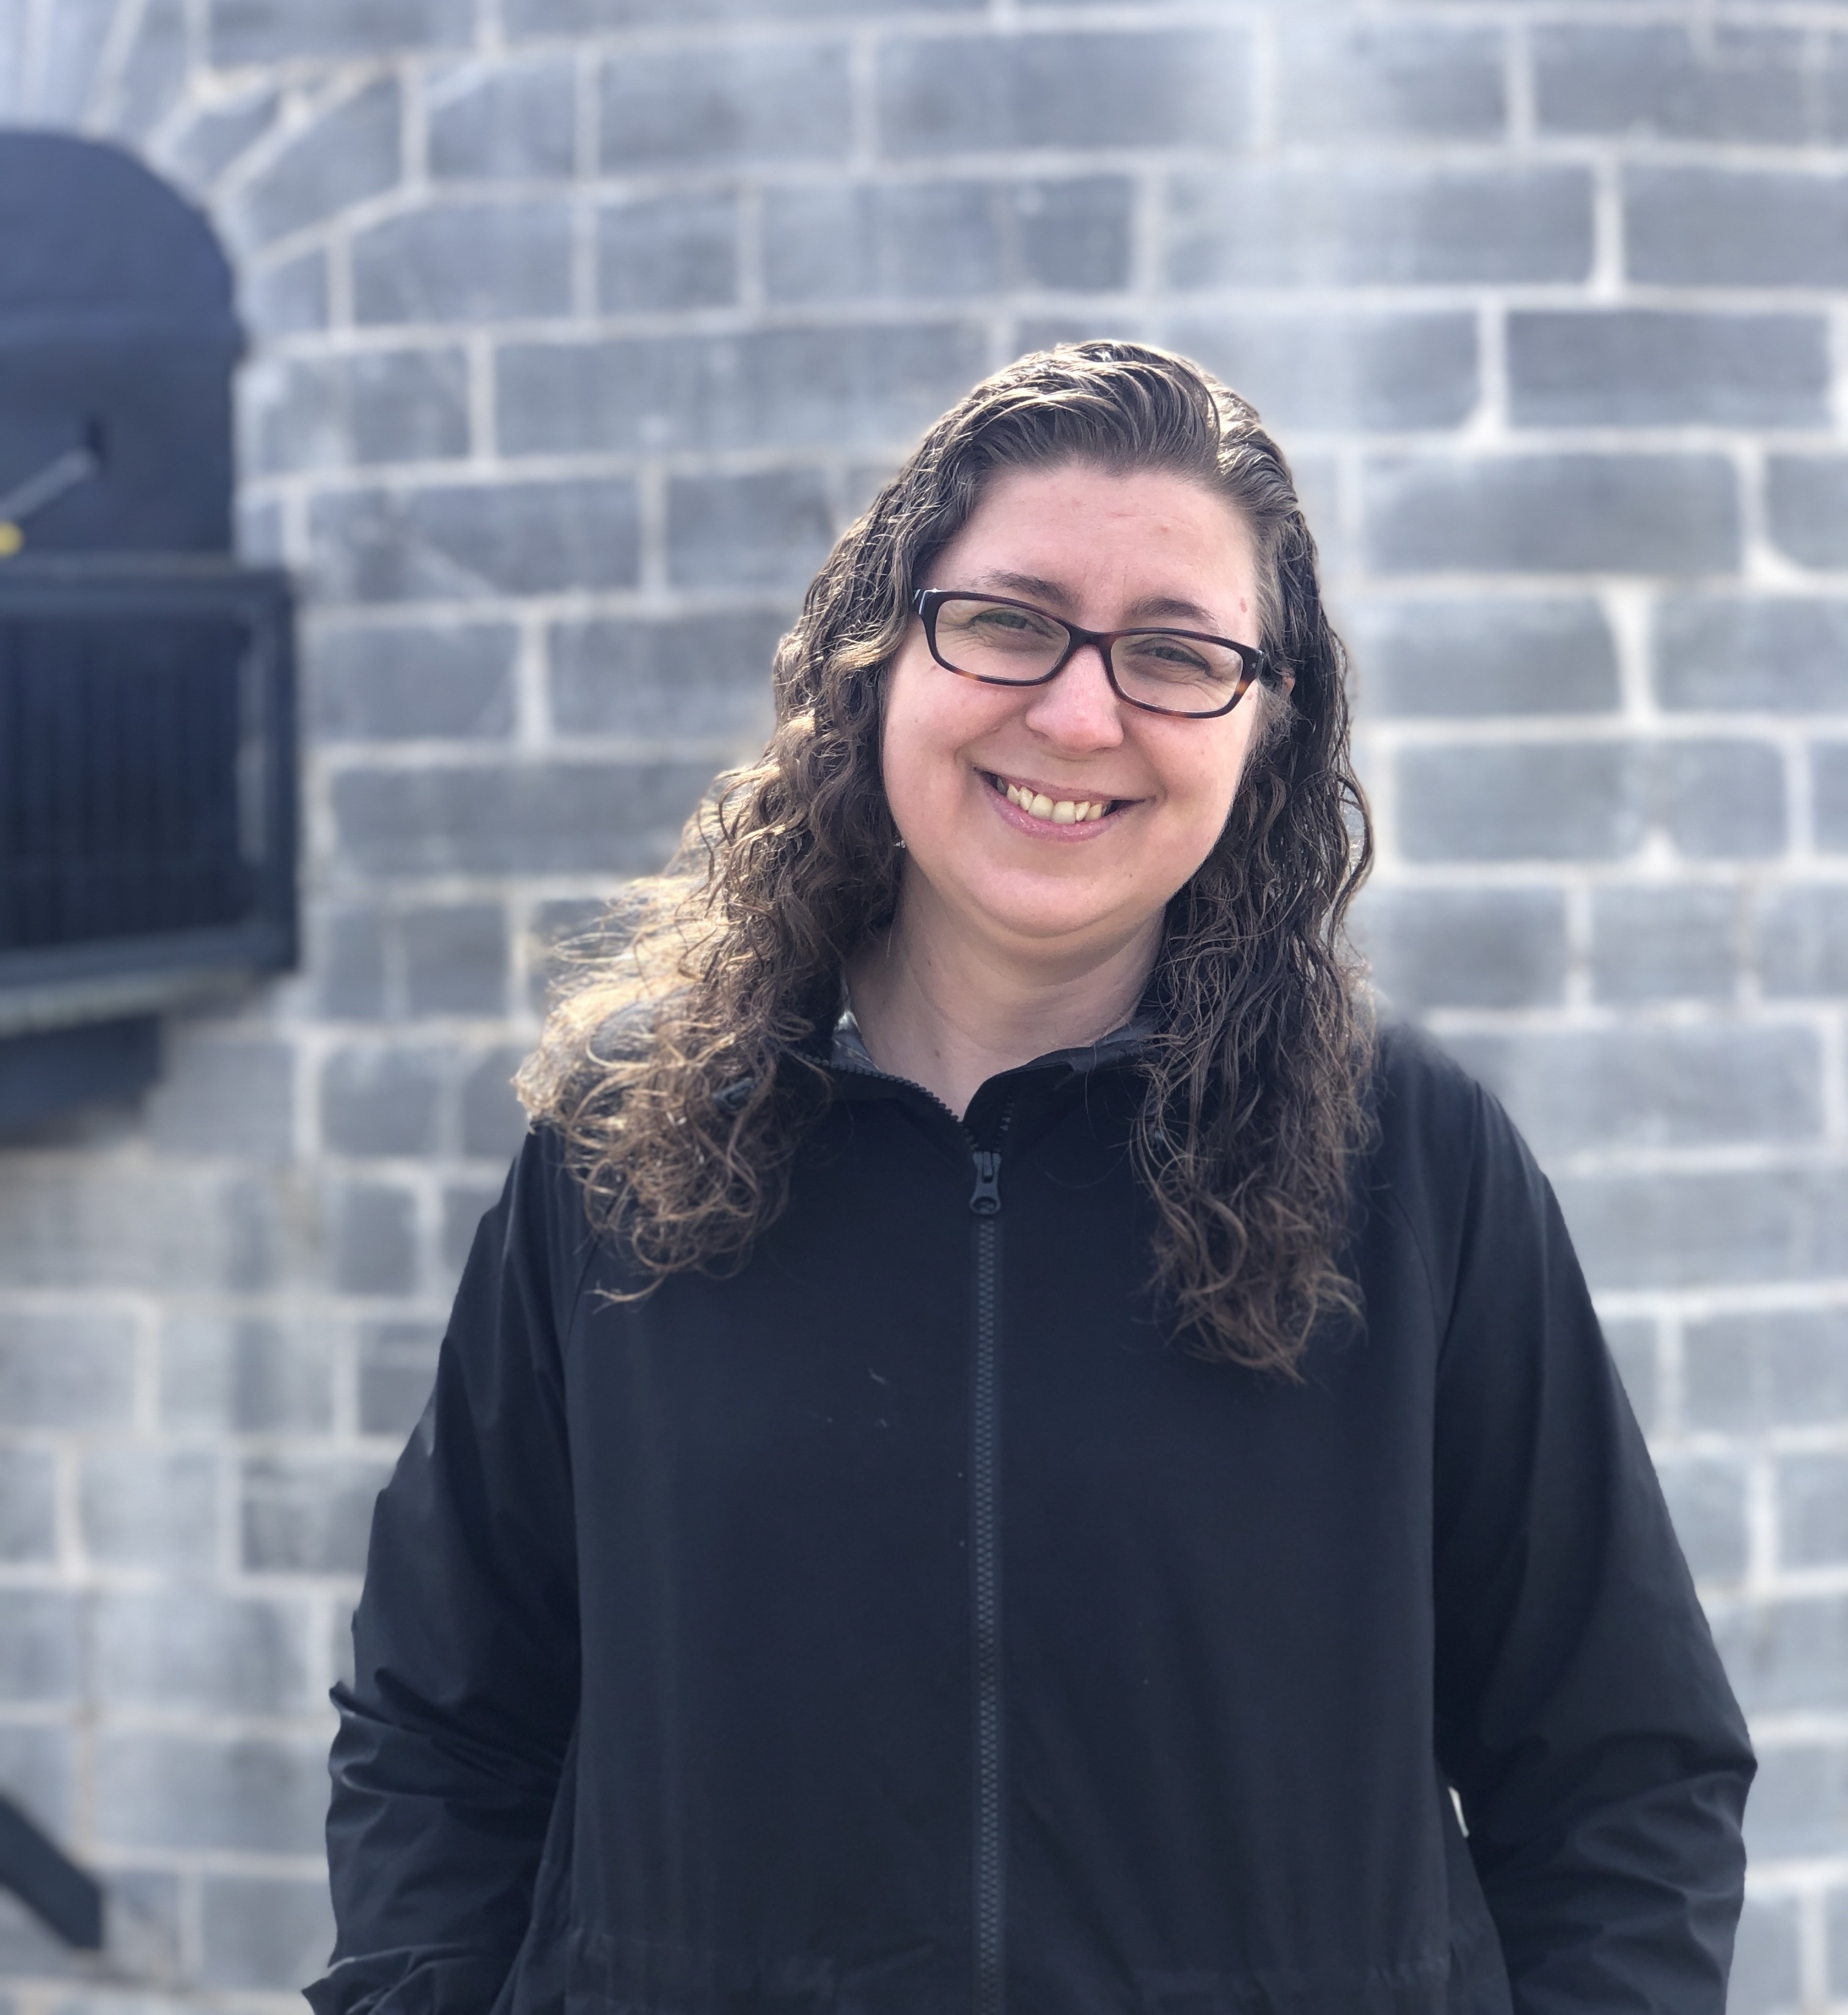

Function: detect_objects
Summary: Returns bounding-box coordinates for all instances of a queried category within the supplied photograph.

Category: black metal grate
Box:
[0,560,295,1035]
[1,613,253,949]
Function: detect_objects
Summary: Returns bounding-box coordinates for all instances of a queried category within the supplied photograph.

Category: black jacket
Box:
[310,1022,1752,2015]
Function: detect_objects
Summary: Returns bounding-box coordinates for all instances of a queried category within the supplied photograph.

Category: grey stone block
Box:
[232,79,402,248]
[244,248,329,337]
[1714,1598,1848,1718]
[1010,177,1133,293]
[92,1731,329,1854]
[238,494,285,563]
[200,1873,336,1991]
[310,478,641,602]
[1779,1455,1848,1571]
[1552,1166,1848,1291]
[1166,311,1476,434]
[667,469,836,590]
[166,86,280,190]
[143,1032,297,1161]
[0,1166,229,1291]
[315,903,389,1019]
[321,1044,447,1157]
[878,29,1251,156]
[161,1313,335,1434]
[1831,1887,1848,2000]
[1653,739,1784,860]
[496,325,988,458]
[1351,886,1567,1011]
[1654,594,1848,713]
[358,1320,444,1437]
[113,0,188,142]
[1363,454,1739,577]
[550,611,782,743]
[1742,1742,1848,1859]
[429,56,576,182]
[242,1454,393,1574]
[0,1591,81,1702]
[599,194,739,312]
[1653,1455,1748,1584]
[461,1046,529,1161]
[210,0,472,62]
[307,621,518,741]
[0,1447,54,1564]
[1817,743,1848,852]
[1344,596,1618,718]
[443,1178,507,1274]
[1766,457,1848,570]
[80,1448,218,1572]
[1277,20,1504,141]
[1396,743,1642,863]
[245,348,470,475]
[1729,1892,1803,2012]
[1507,310,1828,428]
[1442,1025,1821,1158]
[1602,1318,1657,1437]
[1168,166,1593,288]
[0,1724,75,1840]
[765,181,1003,303]
[1590,885,1737,1003]
[353,200,573,324]
[1760,885,1848,997]
[332,757,716,874]
[95,1590,313,1713]
[514,0,977,20]
[601,40,852,170]
[1535,24,1806,144]
[404,905,508,1016]
[331,1180,419,1295]
[1627,166,1848,287]
[549,617,768,752]
[0,1311,136,1428]
[1687,1310,1848,1434]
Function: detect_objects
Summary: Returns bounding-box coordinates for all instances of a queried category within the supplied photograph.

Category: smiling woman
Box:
[313,345,1753,2015]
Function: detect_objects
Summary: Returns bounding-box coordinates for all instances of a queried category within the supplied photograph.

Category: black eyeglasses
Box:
[913,589,1275,721]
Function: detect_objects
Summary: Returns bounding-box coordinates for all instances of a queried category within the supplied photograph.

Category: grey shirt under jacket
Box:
[310,1019,1753,2015]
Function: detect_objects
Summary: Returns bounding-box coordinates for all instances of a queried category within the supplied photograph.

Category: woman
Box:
[311,343,1752,2015]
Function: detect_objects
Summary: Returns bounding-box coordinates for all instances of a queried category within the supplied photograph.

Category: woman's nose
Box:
[1021,642,1125,747]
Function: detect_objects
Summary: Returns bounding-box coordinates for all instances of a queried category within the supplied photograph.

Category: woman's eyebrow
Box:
[973,571,1220,629]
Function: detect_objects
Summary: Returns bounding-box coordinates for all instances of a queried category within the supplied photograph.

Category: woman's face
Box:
[881,461,1272,969]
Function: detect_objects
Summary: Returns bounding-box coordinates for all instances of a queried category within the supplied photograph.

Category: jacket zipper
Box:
[825,1047,1014,2013]
[969,1114,1010,2015]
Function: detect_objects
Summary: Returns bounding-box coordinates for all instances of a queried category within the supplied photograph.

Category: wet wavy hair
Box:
[518,340,1374,1376]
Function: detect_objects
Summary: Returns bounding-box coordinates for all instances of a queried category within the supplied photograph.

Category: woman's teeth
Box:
[1000,780,1111,824]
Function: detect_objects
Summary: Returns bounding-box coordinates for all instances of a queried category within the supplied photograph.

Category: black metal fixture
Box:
[0,1795,103,1950]
[0,131,297,1131]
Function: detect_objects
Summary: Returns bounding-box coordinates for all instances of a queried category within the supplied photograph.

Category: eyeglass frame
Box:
[911,589,1280,721]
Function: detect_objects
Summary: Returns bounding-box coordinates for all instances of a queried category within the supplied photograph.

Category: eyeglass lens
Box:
[932,596,1245,716]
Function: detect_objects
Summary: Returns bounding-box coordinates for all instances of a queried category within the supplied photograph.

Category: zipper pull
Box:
[969,1148,1003,1216]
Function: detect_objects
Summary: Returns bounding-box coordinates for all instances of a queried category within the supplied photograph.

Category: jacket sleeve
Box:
[307,1129,586,2015]
[1422,1063,1755,2013]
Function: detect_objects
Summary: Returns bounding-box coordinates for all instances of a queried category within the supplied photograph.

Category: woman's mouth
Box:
[983,771,1124,828]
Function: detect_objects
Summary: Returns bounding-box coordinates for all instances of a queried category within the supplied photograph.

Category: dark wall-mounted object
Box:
[0,133,296,1125]
[0,1794,104,1951]
[0,132,238,554]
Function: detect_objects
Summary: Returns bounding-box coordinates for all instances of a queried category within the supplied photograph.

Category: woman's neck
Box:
[846,883,1160,1119]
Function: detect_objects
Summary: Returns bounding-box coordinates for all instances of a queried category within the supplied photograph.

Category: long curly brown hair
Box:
[518,341,1374,1376]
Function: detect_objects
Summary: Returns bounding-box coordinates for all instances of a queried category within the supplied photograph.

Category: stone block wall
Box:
[0,1,1844,2009]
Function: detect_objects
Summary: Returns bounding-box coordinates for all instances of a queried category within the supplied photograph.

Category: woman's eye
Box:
[1126,638,1212,675]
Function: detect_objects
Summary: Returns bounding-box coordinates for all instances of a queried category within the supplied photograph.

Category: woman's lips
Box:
[981,769,1134,837]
